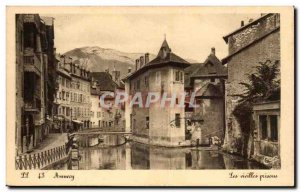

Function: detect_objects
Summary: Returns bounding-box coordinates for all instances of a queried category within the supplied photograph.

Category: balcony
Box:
[23,14,41,29]
[24,98,41,113]
[24,52,41,76]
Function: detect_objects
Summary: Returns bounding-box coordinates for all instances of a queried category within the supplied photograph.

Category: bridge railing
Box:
[15,145,68,170]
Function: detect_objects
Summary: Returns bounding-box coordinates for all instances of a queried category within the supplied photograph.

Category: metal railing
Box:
[15,145,67,170]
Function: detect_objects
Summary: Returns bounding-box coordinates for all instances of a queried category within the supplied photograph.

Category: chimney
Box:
[241,20,244,27]
[128,67,132,74]
[211,47,216,55]
[249,18,254,23]
[140,56,144,68]
[145,53,149,64]
[135,59,140,70]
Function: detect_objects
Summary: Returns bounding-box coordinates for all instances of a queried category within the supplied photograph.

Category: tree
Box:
[232,60,280,157]
[237,60,280,103]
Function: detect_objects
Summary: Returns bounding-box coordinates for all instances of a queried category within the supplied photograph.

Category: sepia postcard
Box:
[6,6,295,187]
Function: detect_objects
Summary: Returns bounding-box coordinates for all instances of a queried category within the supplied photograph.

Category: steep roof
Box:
[147,39,189,67]
[125,39,190,80]
[191,53,227,78]
[90,72,119,92]
[146,52,190,67]
[90,86,101,96]
[195,83,223,98]
[184,64,204,88]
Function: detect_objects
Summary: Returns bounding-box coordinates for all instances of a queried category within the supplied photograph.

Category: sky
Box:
[42,13,260,62]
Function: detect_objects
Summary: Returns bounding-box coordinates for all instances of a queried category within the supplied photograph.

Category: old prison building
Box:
[124,39,190,147]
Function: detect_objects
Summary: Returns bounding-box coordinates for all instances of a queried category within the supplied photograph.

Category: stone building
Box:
[221,14,280,151]
[68,57,91,129]
[252,101,280,168]
[54,55,92,131]
[90,71,125,129]
[15,14,24,154]
[41,17,57,125]
[184,48,227,145]
[15,14,57,154]
[53,55,73,132]
[124,39,190,147]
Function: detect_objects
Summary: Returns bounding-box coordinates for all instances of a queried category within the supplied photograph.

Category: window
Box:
[175,70,183,82]
[137,79,140,90]
[270,115,278,141]
[144,76,148,87]
[175,70,180,81]
[62,78,65,87]
[62,91,65,100]
[211,78,215,82]
[66,107,70,116]
[180,71,183,82]
[156,71,161,84]
[175,113,181,128]
[146,116,149,129]
[259,115,268,140]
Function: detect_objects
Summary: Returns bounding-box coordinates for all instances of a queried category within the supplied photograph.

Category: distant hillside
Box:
[63,46,155,78]
[63,46,198,78]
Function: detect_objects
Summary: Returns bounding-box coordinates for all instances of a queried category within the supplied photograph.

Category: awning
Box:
[72,120,83,124]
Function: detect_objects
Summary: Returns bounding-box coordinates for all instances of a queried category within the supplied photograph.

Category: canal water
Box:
[58,134,268,170]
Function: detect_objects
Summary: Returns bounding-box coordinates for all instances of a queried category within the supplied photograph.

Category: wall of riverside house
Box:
[224,20,280,151]
[149,66,185,146]
[15,15,24,154]
[129,70,150,139]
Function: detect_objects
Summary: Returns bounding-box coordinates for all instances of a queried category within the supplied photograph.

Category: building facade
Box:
[124,39,190,147]
[252,101,280,168]
[90,71,125,130]
[15,14,57,154]
[54,55,92,131]
[222,14,280,151]
[184,48,227,145]
[53,55,73,132]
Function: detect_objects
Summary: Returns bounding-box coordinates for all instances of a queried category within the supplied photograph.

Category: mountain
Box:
[63,46,156,78]
[63,46,198,78]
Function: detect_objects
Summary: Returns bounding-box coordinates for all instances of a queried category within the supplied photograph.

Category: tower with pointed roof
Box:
[124,39,190,147]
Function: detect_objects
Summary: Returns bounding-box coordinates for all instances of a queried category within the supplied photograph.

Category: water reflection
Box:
[74,135,267,170]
